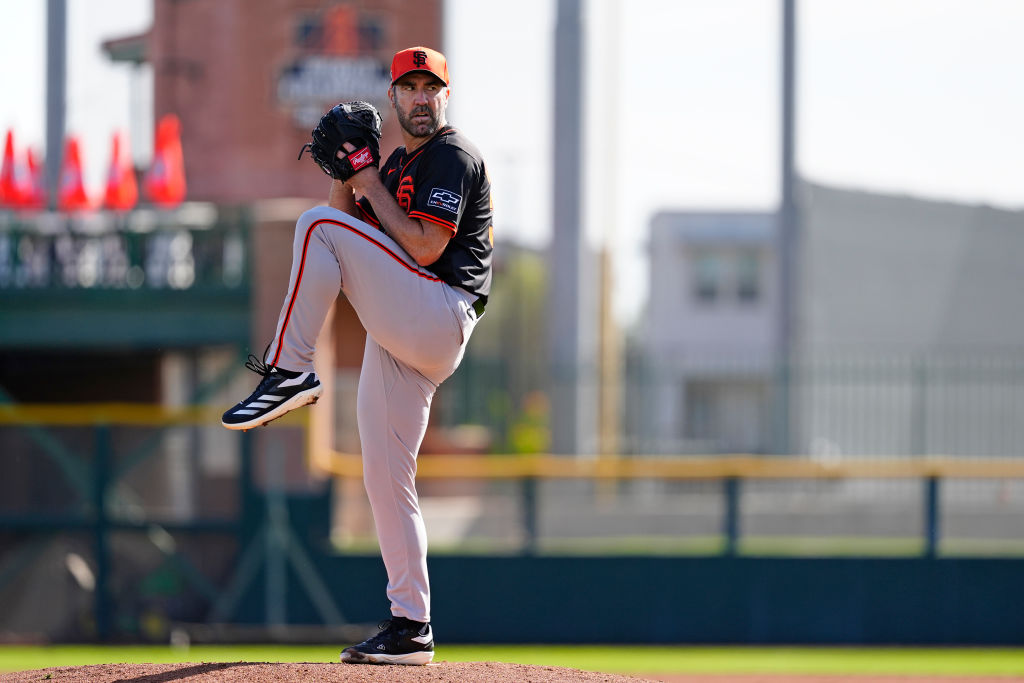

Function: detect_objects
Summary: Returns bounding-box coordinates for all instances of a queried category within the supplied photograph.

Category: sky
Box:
[2,0,1023,325]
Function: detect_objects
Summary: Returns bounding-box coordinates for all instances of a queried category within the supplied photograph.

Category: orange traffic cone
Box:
[58,136,92,212]
[1,130,26,208]
[24,147,46,210]
[145,114,186,207]
[104,131,138,211]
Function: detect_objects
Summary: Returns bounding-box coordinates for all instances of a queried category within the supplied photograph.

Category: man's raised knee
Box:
[297,204,347,229]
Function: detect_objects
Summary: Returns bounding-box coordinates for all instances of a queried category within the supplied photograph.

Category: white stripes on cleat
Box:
[221,372,322,431]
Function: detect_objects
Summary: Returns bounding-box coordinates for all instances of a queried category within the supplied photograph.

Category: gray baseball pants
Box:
[265,205,480,623]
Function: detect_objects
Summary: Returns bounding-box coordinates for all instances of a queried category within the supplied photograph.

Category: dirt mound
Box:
[0,661,655,682]
[10,663,1020,683]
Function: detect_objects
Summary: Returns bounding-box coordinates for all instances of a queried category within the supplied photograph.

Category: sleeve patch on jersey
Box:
[426,188,463,215]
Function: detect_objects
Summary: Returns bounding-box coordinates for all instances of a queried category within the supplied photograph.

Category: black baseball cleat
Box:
[221,352,322,431]
[340,617,434,665]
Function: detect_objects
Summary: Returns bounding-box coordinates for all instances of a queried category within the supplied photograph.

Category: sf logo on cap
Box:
[413,50,428,67]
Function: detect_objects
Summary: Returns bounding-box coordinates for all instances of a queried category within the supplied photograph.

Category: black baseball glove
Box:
[299,101,383,182]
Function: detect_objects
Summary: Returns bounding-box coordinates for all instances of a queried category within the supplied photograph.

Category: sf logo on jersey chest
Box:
[396,175,415,211]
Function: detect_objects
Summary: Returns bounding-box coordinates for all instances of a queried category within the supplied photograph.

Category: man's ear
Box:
[388,87,396,108]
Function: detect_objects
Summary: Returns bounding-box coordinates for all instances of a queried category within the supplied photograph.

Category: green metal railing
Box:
[3,402,1024,641]
[316,449,1024,558]
[0,405,258,640]
[0,211,251,347]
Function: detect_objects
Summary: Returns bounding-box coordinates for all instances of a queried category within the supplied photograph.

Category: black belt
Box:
[472,298,486,317]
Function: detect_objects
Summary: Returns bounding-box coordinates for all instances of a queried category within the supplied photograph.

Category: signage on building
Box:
[278,56,391,127]
[277,4,391,128]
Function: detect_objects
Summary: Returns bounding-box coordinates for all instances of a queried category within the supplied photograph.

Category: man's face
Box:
[390,73,448,139]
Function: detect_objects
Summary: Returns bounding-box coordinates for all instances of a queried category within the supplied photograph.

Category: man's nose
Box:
[412,87,430,104]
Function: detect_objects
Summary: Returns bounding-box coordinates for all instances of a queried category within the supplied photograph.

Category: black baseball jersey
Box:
[356,125,493,302]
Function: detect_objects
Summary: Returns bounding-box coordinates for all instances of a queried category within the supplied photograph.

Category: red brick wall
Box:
[150,0,443,203]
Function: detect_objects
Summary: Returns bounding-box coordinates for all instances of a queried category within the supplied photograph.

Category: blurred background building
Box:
[641,185,1024,456]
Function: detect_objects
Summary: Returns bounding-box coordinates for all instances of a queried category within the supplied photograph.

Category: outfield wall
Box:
[286,555,1024,645]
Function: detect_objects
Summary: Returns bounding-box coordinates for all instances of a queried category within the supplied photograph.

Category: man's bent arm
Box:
[329,180,357,214]
[351,174,451,267]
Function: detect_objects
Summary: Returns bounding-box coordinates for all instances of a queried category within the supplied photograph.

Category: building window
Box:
[736,249,760,303]
[692,250,720,303]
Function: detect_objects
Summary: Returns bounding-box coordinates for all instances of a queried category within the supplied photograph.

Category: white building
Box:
[637,183,1024,456]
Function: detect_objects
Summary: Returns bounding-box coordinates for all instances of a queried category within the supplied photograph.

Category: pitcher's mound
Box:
[0,661,657,682]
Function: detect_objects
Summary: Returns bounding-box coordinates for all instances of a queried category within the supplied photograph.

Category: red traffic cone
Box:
[145,114,186,207]
[104,131,138,211]
[58,136,92,212]
[24,147,46,210]
[1,130,26,208]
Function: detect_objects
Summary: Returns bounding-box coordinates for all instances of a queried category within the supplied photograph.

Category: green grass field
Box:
[1,645,1023,676]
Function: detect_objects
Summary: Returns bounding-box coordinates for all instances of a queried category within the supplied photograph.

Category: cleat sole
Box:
[222,385,322,431]
[340,650,434,666]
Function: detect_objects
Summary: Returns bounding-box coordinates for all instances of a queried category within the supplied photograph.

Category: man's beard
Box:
[397,105,442,138]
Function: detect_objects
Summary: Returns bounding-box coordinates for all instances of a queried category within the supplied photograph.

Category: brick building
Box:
[113,0,443,203]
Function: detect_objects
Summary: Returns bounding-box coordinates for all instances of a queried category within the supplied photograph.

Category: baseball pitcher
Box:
[222,46,492,665]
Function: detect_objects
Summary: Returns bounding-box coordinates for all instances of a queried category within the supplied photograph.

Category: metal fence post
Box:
[521,476,538,556]
[239,430,257,536]
[912,359,928,456]
[925,475,940,558]
[723,476,741,556]
[93,424,112,641]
